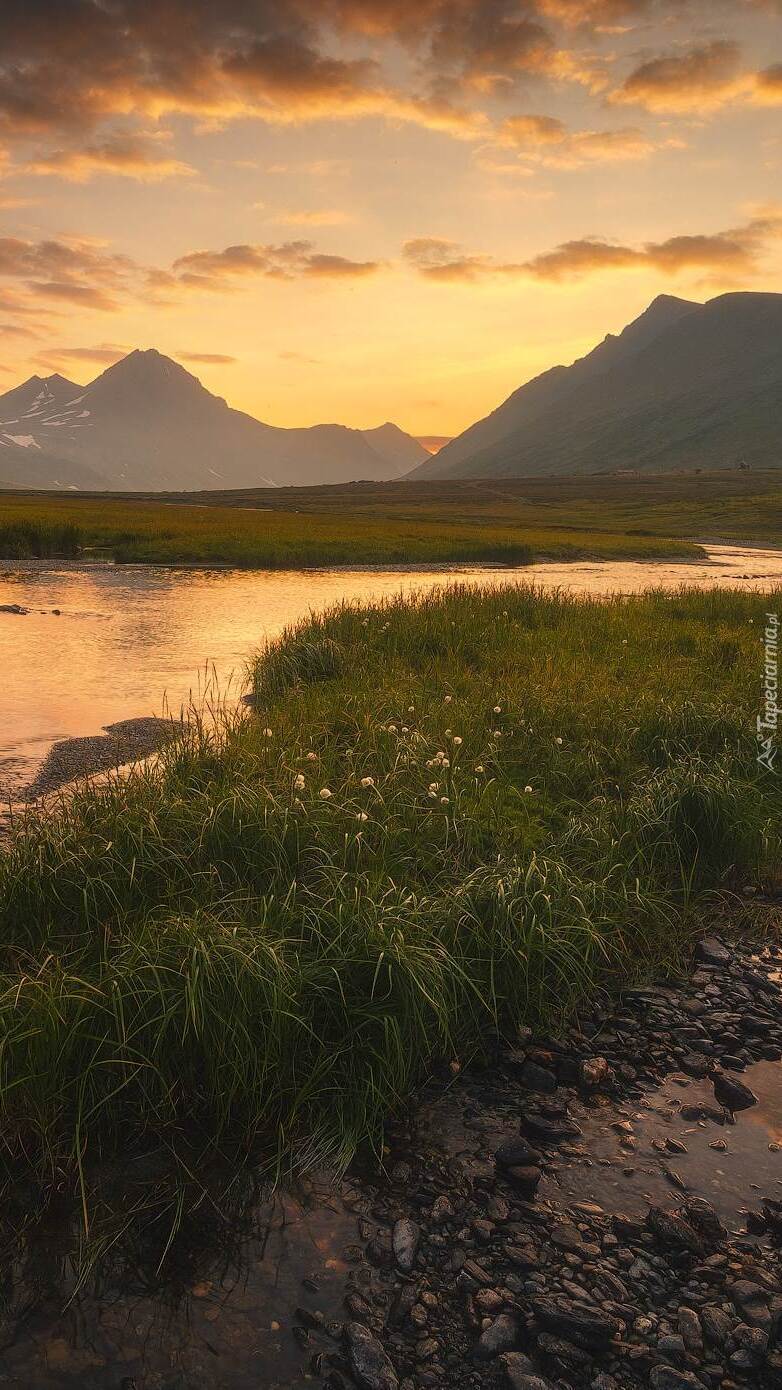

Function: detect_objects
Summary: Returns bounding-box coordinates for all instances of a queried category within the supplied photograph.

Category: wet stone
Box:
[473,1313,520,1361]
[712,1072,758,1112]
[392,1218,420,1272]
[345,1321,400,1390]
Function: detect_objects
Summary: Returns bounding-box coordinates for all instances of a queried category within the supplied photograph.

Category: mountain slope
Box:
[360,422,430,473]
[414,292,782,480]
[0,352,424,490]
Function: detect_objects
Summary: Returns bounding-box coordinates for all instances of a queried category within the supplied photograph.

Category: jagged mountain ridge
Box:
[0,350,430,490]
[413,292,782,480]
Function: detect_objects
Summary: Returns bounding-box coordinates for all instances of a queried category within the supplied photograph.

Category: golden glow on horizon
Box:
[0,1,780,435]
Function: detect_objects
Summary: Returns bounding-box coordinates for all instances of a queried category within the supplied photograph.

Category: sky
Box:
[0,1,780,437]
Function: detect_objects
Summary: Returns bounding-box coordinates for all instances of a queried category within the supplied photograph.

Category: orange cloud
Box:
[610,39,782,114]
[172,241,382,287]
[177,352,238,365]
[403,210,782,283]
[498,113,677,168]
[36,343,129,364]
[25,133,195,182]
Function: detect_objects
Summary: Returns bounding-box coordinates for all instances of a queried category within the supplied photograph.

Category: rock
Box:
[431,1195,453,1224]
[730,1280,771,1329]
[700,1305,734,1346]
[695,937,732,967]
[682,1197,727,1245]
[501,1359,553,1390]
[392,1218,420,1272]
[0,603,28,614]
[647,1206,704,1254]
[649,1369,703,1390]
[537,1332,593,1368]
[520,1060,558,1094]
[521,1112,582,1144]
[504,1165,542,1197]
[677,1307,703,1353]
[474,1313,519,1361]
[345,1322,399,1390]
[533,1298,621,1351]
[580,1056,611,1090]
[712,1072,758,1112]
[657,1334,686,1358]
[495,1137,542,1169]
[680,1104,725,1125]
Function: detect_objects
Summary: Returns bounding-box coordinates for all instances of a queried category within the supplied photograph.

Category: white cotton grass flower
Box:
[305,751,318,762]
[387,724,398,734]
[408,705,415,713]
[428,782,440,792]
[319,787,332,800]
[474,765,485,774]
[401,726,409,734]
[294,773,306,791]
[428,789,438,799]
[357,811,368,821]
[493,705,502,714]
[263,728,273,738]
[524,785,533,794]
[360,776,375,788]
[452,736,462,746]
[440,795,450,805]
[493,730,502,739]
[444,729,452,738]
[444,694,452,703]
[555,737,563,745]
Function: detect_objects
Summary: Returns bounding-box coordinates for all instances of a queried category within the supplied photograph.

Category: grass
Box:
[0,580,778,1213]
[0,492,704,567]
[0,518,80,559]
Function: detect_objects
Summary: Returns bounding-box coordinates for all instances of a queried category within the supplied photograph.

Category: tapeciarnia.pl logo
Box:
[757,611,779,772]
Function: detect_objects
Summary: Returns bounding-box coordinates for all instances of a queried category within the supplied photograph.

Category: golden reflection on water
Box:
[2,545,781,792]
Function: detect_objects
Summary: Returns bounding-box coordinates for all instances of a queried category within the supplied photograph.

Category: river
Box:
[2,544,782,796]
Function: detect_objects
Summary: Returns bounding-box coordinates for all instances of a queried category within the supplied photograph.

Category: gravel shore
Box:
[305,925,782,1390]
[7,715,180,805]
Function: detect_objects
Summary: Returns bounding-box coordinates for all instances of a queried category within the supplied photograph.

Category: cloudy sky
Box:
[0,0,780,435]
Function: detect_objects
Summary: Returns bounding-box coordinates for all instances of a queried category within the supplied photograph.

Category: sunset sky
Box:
[0,0,780,436]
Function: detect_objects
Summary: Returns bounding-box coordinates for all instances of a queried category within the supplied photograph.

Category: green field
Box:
[0,488,707,566]
[0,581,777,1206]
[3,468,782,567]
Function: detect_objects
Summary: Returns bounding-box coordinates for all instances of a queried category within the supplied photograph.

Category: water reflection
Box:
[0,1157,364,1389]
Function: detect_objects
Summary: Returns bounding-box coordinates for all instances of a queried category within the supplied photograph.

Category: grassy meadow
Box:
[0,490,704,567]
[0,581,778,1203]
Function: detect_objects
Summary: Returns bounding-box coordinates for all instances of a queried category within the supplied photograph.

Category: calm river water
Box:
[2,544,782,794]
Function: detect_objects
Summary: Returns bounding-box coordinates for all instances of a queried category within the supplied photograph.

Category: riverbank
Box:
[1,922,781,1389]
[0,493,704,568]
[0,581,779,1198]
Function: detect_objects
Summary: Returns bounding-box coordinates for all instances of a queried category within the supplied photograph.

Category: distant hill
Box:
[0,350,429,490]
[412,292,782,480]
[416,435,454,454]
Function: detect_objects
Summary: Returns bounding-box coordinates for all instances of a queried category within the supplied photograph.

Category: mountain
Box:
[0,350,427,491]
[360,422,430,473]
[412,292,782,480]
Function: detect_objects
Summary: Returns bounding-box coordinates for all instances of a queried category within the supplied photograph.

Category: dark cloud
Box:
[0,0,648,149]
[611,39,744,111]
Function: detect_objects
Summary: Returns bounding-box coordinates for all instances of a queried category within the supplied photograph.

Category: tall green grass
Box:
[0,583,778,1202]
[0,518,81,559]
[0,494,701,566]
